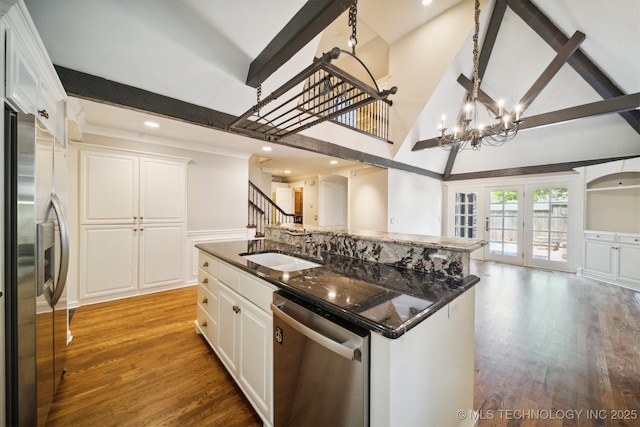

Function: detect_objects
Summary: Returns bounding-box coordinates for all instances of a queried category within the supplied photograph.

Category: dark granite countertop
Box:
[196,239,479,339]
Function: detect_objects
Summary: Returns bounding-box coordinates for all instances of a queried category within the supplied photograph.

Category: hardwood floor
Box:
[472,261,640,427]
[46,263,640,426]
[46,286,261,427]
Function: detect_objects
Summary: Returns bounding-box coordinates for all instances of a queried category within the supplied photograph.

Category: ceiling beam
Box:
[518,30,584,113]
[446,155,639,181]
[441,0,508,178]
[507,0,640,134]
[413,92,640,150]
[56,65,442,179]
[245,0,353,88]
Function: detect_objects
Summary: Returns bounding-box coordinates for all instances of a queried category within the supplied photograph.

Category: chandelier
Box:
[437,0,522,151]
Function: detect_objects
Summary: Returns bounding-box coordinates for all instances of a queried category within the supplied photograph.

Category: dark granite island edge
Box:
[196,239,479,339]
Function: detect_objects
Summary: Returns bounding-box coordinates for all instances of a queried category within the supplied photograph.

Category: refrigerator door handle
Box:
[45,192,69,306]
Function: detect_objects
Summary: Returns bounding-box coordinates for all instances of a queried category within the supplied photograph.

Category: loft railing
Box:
[330,98,392,142]
[248,181,295,237]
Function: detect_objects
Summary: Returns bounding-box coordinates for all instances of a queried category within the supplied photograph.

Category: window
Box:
[489,190,520,257]
[454,192,477,238]
[531,188,568,262]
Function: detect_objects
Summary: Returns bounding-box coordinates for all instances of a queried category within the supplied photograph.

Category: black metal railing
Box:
[248,181,295,237]
[330,98,391,142]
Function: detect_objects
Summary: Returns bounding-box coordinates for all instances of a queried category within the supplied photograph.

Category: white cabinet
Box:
[79,148,188,303]
[4,2,66,141]
[195,251,275,426]
[583,231,640,291]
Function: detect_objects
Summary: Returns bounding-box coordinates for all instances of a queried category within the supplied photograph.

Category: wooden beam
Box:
[55,65,443,179]
[412,93,640,151]
[446,155,639,181]
[507,0,640,133]
[517,92,640,131]
[457,74,500,116]
[246,0,353,88]
[518,31,585,112]
[55,65,237,129]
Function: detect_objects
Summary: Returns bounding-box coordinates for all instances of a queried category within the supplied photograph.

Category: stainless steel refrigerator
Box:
[4,106,70,426]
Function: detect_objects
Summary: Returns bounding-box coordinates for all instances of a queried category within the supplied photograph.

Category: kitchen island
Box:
[195,228,484,427]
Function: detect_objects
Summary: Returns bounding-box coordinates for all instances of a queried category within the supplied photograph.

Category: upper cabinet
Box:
[2,1,67,142]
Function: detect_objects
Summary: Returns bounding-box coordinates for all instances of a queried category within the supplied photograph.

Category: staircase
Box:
[248,181,295,237]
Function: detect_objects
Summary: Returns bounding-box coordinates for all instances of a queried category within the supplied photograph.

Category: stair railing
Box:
[248,181,295,237]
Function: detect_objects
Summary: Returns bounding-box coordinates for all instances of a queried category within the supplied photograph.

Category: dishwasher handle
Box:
[271,303,362,361]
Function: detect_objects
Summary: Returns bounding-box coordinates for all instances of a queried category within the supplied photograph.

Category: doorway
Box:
[485,187,524,264]
[294,187,303,223]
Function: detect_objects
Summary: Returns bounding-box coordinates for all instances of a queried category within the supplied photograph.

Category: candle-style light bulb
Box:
[515,104,522,121]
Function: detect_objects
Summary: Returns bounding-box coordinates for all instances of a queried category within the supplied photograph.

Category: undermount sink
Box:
[241,252,321,272]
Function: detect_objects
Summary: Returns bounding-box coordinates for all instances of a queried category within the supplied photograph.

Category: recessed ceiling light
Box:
[262,146,272,152]
[144,121,159,128]
[330,160,338,165]
[422,0,433,5]
[284,170,291,174]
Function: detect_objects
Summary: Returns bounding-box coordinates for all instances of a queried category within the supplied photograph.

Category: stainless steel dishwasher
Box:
[271,290,370,427]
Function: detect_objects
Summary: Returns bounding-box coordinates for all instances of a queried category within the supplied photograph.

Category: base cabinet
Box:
[195,251,275,426]
[583,232,640,291]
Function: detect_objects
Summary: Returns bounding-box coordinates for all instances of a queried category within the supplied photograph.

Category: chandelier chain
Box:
[472,0,480,101]
[348,0,358,54]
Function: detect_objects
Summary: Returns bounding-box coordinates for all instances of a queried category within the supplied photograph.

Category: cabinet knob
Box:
[232,305,241,313]
[201,320,208,327]
[201,296,208,304]
[133,228,137,232]
[38,109,49,119]
[202,261,209,268]
[202,278,209,284]
[134,216,137,220]
[140,228,144,231]
[140,216,144,220]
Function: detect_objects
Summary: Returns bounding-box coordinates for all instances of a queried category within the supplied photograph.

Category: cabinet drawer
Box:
[197,306,217,348]
[198,285,218,320]
[218,262,239,292]
[239,273,276,313]
[618,235,640,245]
[584,232,615,242]
[199,252,218,276]
[198,270,218,295]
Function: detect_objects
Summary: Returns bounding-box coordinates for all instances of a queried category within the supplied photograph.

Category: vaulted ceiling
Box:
[24,0,640,180]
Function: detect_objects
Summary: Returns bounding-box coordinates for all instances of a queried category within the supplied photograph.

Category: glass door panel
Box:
[454,192,477,238]
[528,187,569,268]
[486,188,523,263]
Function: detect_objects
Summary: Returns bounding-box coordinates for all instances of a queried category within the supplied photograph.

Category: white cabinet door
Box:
[584,240,615,279]
[617,245,640,287]
[139,158,186,223]
[139,224,184,289]
[239,301,272,420]
[80,151,139,224]
[218,288,239,373]
[80,225,138,299]
[5,28,39,115]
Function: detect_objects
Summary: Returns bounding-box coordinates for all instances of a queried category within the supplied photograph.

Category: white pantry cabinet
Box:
[195,251,275,427]
[79,147,188,303]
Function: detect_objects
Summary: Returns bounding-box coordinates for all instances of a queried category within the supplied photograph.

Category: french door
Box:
[485,187,524,264]
[477,185,570,270]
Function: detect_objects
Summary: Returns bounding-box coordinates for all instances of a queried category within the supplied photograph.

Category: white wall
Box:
[319,176,348,227]
[349,167,388,231]
[387,169,443,236]
[248,155,272,197]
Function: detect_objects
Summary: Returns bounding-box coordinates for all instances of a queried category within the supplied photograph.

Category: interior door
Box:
[485,187,523,264]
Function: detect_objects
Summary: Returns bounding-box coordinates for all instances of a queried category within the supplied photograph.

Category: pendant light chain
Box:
[471,0,480,101]
[255,82,262,114]
[348,0,358,55]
